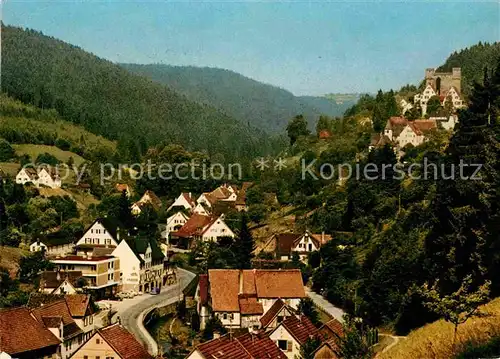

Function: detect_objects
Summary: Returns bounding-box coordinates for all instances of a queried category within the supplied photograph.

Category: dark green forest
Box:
[121,64,356,133]
[1,25,283,162]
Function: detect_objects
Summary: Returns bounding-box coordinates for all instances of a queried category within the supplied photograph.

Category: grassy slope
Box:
[379,297,500,359]
[13,144,86,166]
[0,246,28,277]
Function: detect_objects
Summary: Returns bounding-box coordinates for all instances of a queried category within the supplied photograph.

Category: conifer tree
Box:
[235,213,255,269]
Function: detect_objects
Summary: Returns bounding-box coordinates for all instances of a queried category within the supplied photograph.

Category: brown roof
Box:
[319,318,344,341]
[280,315,319,345]
[254,270,306,298]
[0,307,60,355]
[64,294,91,317]
[138,190,162,209]
[236,332,287,359]
[42,316,62,328]
[40,270,83,289]
[28,293,91,318]
[194,334,251,359]
[32,300,83,340]
[412,119,437,134]
[193,333,287,359]
[99,324,153,359]
[199,274,209,306]
[208,269,306,312]
[238,297,264,315]
[182,192,196,208]
[173,213,213,238]
[272,233,301,256]
[115,183,129,193]
[386,117,409,138]
[235,182,253,205]
[260,299,286,328]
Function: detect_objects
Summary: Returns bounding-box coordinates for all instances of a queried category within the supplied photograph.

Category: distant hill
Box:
[437,42,500,96]
[1,25,277,162]
[121,64,357,132]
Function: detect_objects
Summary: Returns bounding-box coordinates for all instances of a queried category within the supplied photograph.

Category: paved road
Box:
[116,268,196,356]
[305,287,345,322]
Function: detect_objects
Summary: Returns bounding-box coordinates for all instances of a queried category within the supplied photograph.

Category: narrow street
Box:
[112,268,196,356]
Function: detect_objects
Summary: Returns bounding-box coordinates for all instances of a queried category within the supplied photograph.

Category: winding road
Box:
[115,268,196,356]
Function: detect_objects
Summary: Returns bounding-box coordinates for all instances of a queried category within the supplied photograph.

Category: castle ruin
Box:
[425,67,461,95]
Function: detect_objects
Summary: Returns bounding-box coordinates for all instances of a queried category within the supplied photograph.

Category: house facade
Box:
[30,239,48,252]
[15,167,61,188]
[51,255,120,299]
[269,315,319,359]
[167,192,196,212]
[259,231,332,262]
[75,218,118,250]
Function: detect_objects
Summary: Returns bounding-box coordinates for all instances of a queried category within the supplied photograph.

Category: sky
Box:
[2,1,499,96]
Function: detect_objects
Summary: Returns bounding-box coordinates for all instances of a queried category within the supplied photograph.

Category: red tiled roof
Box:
[99,324,153,359]
[182,192,196,208]
[254,270,306,298]
[412,119,437,134]
[40,270,83,289]
[193,333,286,359]
[64,294,91,317]
[208,269,306,312]
[237,332,287,359]
[281,315,319,345]
[199,274,209,306]
[115,183,129,192]
[194,335,251,359]
[319,130,332,139]
[238,297,264,315]
[0,307,60,355]
[319,318,344,340]
[32,300,83,339]
[260,299,285,327]
[172,213,213,238]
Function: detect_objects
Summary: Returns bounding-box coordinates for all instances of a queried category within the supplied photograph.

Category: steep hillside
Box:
[438,42,500,96]
[0,94,115,161]
[1,25,277,162]
[121,64,356,132]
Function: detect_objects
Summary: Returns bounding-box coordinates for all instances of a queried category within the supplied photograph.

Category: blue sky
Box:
[3,1,499,95]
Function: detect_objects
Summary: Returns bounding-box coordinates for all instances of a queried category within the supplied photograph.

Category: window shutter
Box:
[287,341,293,352]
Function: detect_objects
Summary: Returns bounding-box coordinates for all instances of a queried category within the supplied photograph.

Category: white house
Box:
[432,114,459,131]
[30,240,48,252]
[200,215,235,242]
[400,98,414,115]
[163,211,190,241]
[16,167,61,188]
[259,231,333,262]
[414,84,437,116]
[75,218,119,250]
[384,117,437,149]
[442,86,465,110]
[111,237,166,293]
[193,203,209,216]
[269,315,319,359]
[131,190,162,216]
[167,192,196,212]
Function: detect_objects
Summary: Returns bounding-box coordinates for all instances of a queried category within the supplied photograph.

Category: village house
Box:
[30,239,48,252]
[0,307,61,359]
[31,300,85,359]
[171,213,235,247]
[186,332,287,359]
[162,211,190,241]
[430,114,459,131]
[399,98,414,115]
[259,231,332,262]
[51,255,120,300]
[383,117,437,149]
[193,202,210,215]
[28,293,96,342]
[67,323,153,359]
[235,182,253,212]
[167,192,196,212]
[269,315,319,359]
[131,189,162,216]
[74,218,119,252]
[197,184,238,209]
[40,270,84,294]
[259,299,297,332]
[15,167,61,188]
[313,318,345,359]
[204,269,306,330]
[368,133,394,152]
[111,236,170,293]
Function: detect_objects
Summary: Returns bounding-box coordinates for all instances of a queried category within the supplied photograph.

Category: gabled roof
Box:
[370,133,394,148]
[260,299,286,327]
[172,213,213,238]
[98,324,153,359]
[238,296,264,315]
[31,300,83,340]
[84,217,119,240]
[124,236,165,263]
[385,117,408,138]
[208,269,306,312]
[40,270,83,289]
[411,119,437,135]
[192,333,287,359]
[279,315,319,345]
[182,192,196,208]
[29,293,91,318]
[18,167,38,180]
[137,190,162,210]
[0,307,60,355]
[319,318,344,340]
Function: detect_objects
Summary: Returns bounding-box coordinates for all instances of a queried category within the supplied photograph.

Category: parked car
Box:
[150,287,160,295]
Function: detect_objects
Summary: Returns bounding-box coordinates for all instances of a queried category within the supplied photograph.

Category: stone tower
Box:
[425,67,461,95]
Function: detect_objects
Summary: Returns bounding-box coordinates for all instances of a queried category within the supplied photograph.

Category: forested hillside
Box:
[1,25,281,162]
[438,42,500,96]
[121,64,356,132]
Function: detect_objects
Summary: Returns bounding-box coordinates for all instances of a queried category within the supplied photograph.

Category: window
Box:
[96,338,101,344]
[278,340,288,351]
[84,356,88,359]
[223,313,228,320]
[277,316,284,323]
